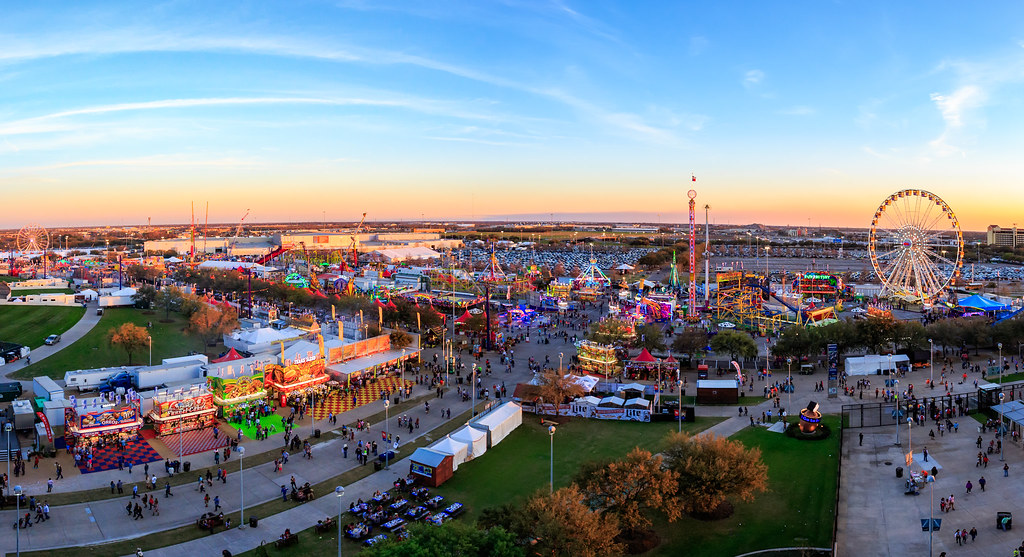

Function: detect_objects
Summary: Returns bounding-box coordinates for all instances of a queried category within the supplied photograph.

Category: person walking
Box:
[1005,463,1010,477]
[204,493,210,507]
[966,480,973,494]
[979,476,986,492]
[214,495,220,511]
[165,482,173,497]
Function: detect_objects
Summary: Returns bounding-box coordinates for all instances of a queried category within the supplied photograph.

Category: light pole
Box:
[927,473,936,557]
[401,349,407,386]
[998,342,1004,385]
[548,425,556,494]
[786,357,793,415]
[148,335,152,367]
[558,352,564,374]
[237,446,246,528]
[677,379,683,433]
[14,484,22,557]
[4,423,11,496]
[335,486,345,557]
[384,400,390,469]
[445,339,452,390]
[999,392,1006,462]
[928,338,933,389]
[889,353,900,446]
[471,363,477,416]
[907,417,913,462]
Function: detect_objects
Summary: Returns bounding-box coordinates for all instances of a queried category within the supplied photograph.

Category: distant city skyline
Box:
[2,2,1024,231]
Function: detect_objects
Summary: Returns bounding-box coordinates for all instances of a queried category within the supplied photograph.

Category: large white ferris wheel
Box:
[868,189,963,302]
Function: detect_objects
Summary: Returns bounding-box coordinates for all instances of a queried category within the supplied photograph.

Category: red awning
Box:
[455,310,472,324]
[664,354,677,363]
[212,348,244,363]
[633,348,657,363]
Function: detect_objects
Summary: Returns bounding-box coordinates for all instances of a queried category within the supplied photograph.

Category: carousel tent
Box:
[429,436,469,470]
[451,425,487,459]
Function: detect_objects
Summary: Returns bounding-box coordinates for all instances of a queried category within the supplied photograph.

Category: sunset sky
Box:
[2,2,1024,230]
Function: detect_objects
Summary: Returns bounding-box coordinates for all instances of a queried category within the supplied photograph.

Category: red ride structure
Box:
[687,189,697,321]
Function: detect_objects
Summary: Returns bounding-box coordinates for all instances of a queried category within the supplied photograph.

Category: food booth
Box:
[148,385,217,435]
[64,394,144,447]
[206,355,274,416]
[264,339,330,406]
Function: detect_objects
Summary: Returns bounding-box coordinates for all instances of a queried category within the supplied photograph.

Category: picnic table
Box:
[382,517,406,532]
[425,495,445,509]
[315,517,335,534]
[346,523,370,540]
[371,492,391,504]
[426,512,450,526]
[444,502,464,517]
[196,512,225,530]
[405,506,428,521]
[410,487,430,500]
[275,533,299,549]
[364,534,388,547]
[350,502,370,515]
[389,499,409,512]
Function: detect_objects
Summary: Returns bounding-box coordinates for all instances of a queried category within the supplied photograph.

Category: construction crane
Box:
[235,209,251,237]
[349,212,367,270]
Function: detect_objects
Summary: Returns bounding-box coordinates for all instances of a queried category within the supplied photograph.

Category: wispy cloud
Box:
[2,154,263,175]
[928,85,985,156]
[777,106,815,116]
[743,69,764,89]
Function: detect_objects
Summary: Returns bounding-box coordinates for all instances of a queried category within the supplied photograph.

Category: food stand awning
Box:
[632,348,657,363]
[326,348,421,380]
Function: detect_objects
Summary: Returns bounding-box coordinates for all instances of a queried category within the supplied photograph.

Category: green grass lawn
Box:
[13,308,224,379]
[0,305,85,349]
[7,287,76,295]
[646,416,840,556]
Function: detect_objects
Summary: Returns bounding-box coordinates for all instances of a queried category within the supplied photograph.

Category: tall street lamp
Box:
[384,400,390,469]
[471,363,477,417]
[786,357,793,416]
[4,422,11,496]
[677,379,683,433]
[548,425,556,494]
[148,335,152,367]
[889,353,900,446]
[999,392,1006,462]
[558,352,564,374]
[237,446,246,528]
[928,338,933,389]
[335,486,345,557]
[15,484,22,557]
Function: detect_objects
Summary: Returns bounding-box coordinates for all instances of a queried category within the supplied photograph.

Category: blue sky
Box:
[1,1,1023,230]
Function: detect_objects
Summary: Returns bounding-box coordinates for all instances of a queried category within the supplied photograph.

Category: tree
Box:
[390,330,413,349]
[535,368,585,416]
[672,327,707,363]
[132,285,157,309]
[587,318,635,346]
[108,323,150,365]
[479,486,622,557]
[362,521,523,557]
[154,286,185,319]
[634,324,666,352]
[186,304,239,350]
[662,431,768,517]
[575,448,682,534]
[709,330,758,362]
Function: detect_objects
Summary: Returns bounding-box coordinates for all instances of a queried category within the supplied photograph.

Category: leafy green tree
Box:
[574,448,681,534]
[586,318,635,346]
[671,327,708,363]
[634,323,666,352]
[362,522,523,557]
[853,315,899,354]
[132,285,157,309]
[155,286,185,319]
[710,330,758,362]
[662,431,768,517]
[108,323,150,365]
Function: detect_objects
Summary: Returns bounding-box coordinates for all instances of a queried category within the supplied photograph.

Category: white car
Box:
[44,334,61,345]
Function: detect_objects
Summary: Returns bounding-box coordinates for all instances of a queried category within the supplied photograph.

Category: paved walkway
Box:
[2,300,103,388]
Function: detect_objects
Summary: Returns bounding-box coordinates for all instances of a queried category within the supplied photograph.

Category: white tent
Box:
[624,397,651,409]
[451,425,487,459]
[615,264,635,271]
[78,289,98,301]
[599,396,625,407]
[844,354,910,375]
[470,401,523,448]
[430,436,469,470]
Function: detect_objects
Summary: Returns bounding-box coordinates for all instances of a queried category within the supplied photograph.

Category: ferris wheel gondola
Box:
[867,189,963,302]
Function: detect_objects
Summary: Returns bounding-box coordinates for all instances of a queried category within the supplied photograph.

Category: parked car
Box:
[44,334,61,345]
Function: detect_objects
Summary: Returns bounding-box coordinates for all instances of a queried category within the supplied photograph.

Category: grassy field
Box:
[7,287,76,295]
[12,308,224,379]
[646,416,840,556]
[0,305,85,349]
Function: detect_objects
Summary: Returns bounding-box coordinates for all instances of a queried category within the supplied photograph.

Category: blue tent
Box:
[958,294,1007,311]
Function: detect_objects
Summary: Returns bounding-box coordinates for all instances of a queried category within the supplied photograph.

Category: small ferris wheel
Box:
[16,223,50,253]
[867,189,963,302]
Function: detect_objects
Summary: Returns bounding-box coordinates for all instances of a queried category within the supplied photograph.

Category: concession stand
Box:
[206,355,275,416]
[64,394,144,447]
[264,339,330,406]
[148,385,217,435]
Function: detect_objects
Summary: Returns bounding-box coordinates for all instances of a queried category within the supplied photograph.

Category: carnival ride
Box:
[16,224,49,253]
[868,189,963,303]
[573,256,610,300]
[714,271,838,332]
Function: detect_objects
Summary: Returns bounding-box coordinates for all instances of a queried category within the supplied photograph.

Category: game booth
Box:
[148,385,217,435]
[64,395,144,447]
[624,348,662,380]
[409,447,454,488]
[265,339,330,407]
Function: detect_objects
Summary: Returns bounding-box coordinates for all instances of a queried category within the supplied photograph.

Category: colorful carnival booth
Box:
[624,348,661,380]
[206,355,275,416]
[64,395,144,447]
[576,340,618,380]
[265,339,330,406]
[148,385,217,435]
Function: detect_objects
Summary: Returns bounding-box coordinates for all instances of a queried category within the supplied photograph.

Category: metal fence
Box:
[843,393,979,429]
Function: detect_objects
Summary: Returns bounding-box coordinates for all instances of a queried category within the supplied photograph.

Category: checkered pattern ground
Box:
[312,377,414,420]
[72,439,163,474]
[160,428,230,457]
